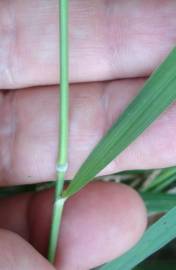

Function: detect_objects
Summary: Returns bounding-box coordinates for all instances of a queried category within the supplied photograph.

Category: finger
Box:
[0,193,32,239]
[0,230,54,270]
[0,182,147,270]
[1,79,176,185]
[1,0,176,88]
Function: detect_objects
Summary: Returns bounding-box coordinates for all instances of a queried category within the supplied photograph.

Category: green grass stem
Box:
[47,0,69,263]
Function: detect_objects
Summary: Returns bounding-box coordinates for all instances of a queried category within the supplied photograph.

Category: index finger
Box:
[1,79,176,186]
[1,0,176,89]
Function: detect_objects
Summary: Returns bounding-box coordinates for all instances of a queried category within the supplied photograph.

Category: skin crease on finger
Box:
[1,79,176,185]
[0,182,147,270]
[0,0,176,88]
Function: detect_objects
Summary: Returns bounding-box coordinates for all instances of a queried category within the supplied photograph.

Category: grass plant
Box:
[47,1,176,267]
[0,1,176,269]
[47,0,69,263]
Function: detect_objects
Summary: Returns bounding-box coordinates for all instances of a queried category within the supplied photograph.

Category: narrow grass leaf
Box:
[143,166,176,192]
[95,206,176,270]
[141,192,176,214]
[63,48,176,198]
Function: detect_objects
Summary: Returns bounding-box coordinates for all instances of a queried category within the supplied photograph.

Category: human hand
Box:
[0,0,176,269]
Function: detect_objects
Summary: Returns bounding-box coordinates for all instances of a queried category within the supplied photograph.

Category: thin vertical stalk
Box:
[48,0,69,264]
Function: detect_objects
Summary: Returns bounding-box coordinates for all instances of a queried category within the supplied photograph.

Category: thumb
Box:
[0,229,54,270]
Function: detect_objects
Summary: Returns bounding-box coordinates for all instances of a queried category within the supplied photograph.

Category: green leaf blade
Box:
[95,207,176,270]
[141,192,176,214]
[64,48,176,198]
[143,167,176,192]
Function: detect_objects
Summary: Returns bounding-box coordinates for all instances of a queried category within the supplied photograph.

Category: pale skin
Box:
[0,0,176,269]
